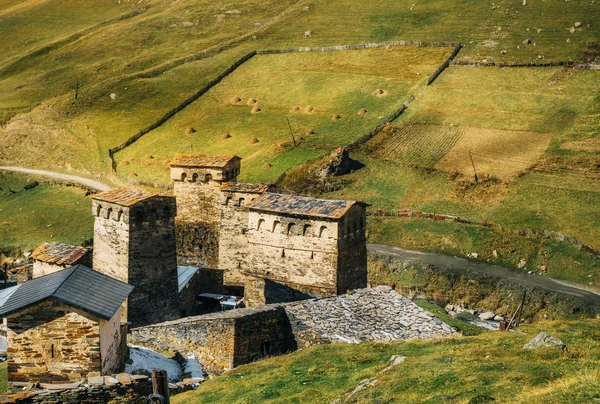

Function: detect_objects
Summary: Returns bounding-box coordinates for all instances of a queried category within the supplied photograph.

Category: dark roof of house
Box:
[248,193,365,219]
[177,266,199,293]
[92,188,173,207]
[31,242,88,266]
[169,154,240,168]
[220,182,271,194]
[0,265,133,320]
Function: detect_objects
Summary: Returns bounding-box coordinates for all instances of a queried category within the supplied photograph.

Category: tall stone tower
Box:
[91,188,179,327]
[169,154,241,267]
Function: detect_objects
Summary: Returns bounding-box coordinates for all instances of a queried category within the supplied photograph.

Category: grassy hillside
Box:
[172,319,600,403]
[114,46,450,184]
[0,173,93,254]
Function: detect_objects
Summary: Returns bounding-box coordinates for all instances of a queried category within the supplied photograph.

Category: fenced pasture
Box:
[114,46,452,184]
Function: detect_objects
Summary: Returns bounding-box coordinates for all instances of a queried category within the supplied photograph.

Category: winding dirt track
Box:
[0,166,111,192]
[368,243,600,307]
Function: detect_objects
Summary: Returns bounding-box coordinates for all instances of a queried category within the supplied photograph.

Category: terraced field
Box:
[371,124,463,167]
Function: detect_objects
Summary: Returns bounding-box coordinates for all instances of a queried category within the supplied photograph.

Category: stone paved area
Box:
[283,286,455,343]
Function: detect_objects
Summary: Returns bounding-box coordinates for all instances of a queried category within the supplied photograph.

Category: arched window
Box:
[257,219,265,231]
[204,174,212,182]
[106,207,112,220]
[96,204,102,217]
[117,210,123,221]
[181,172,187,181]
[239,198,245,207]
[303,224,312,236]
[319,226,327,238]
[287,223,296,235]
[272,220,281,233]
[281,249,285,258]
[191,173,198,182]
[225,196,232,206]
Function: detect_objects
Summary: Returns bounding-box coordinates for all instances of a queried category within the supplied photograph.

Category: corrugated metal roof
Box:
[31,242,88,265]
[248,193,361,219]
[169,154,240,168]
[0,265,133,320]
[177,266,199,293]
[220,182,271,194]
[92,188,173,207]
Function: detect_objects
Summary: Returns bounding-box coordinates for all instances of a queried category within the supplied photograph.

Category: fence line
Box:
[427,44,463,85]
[368,208,600,258]
[451,60,600,70]
[256,40,459,55]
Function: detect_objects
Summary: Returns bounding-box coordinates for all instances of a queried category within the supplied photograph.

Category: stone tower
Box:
[169,154,241,267]
[91,188,179,327]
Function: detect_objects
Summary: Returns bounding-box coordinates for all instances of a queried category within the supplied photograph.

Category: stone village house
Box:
[31,242,92,279]
[0,265,132,382]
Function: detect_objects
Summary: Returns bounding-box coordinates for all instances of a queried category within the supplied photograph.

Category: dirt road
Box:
[368,243,600,306]
[0,166,111,192]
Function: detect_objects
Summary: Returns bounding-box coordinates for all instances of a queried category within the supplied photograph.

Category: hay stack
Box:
[251,105,262,114]
[373,89,387,97]
[247,98,257,105]
[332,114,341,122]
[145,154,154,159]
[305,128,315,136]
[262,162,272,168]
[185,127,197,135]
[128,172,138,178]
[290,106,301,112]
[358,108,367,115]
[249,137,259,144]
[304,105,314,113]
[231,97,242,104]
[222,133,231,139]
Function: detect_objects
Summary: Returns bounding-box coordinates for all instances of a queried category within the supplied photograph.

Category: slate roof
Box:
[169,154,240,168]
[0,265,133,320]
[177,266,199,293]
[220,182,271,194]
[31,242,88,266]
[248,193,364,219]
[92,188,173,207]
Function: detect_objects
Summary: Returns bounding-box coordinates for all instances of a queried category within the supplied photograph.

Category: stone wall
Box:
[7,301,102,382]
[130,305,291,374]
[128,196,179,327]
[173,180,223,268]
[99,308,124,376]
[92,196,179,327]
[336,204,368,294]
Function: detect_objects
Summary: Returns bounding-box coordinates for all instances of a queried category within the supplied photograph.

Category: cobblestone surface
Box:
[283,286,455,344]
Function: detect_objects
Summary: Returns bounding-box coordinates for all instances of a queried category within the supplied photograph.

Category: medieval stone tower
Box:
[170,155,242,268]
[91,188,179,327]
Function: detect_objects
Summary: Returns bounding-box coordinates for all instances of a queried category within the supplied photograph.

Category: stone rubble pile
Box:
[284,286,455,344]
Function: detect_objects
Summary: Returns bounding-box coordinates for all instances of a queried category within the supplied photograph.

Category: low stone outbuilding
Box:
[0,265,133,382]
[31,242,91,279]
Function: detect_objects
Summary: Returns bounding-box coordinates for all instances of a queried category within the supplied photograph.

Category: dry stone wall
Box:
[7,301,102,383]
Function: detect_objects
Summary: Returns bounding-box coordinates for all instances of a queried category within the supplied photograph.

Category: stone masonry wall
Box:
[336,204,368,293]
[128,196,179,327]
[99,308,123,376]
[130,306,290,374]
[173,178,223,268]
[7,301,101,382]
[246,212,340,294]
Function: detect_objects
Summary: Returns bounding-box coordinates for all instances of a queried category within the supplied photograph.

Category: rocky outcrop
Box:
[316,147,351,178]
[523,332,567,350]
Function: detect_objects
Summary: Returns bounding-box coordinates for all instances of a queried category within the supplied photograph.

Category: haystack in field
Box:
[305,106,314,113]
[249,137,259,144]
[290,106,301,112]
[247,98,257,105]
[332,114,342,122]
[262,162,272,168]
[222,133,231,139]
[251,105,262,114]
[231,97,242,104]
[374,89,387,97]
[185,127,197,135]
[358,108,367,115]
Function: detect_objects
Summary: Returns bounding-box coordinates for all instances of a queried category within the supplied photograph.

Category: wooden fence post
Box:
[151,369,170,404]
